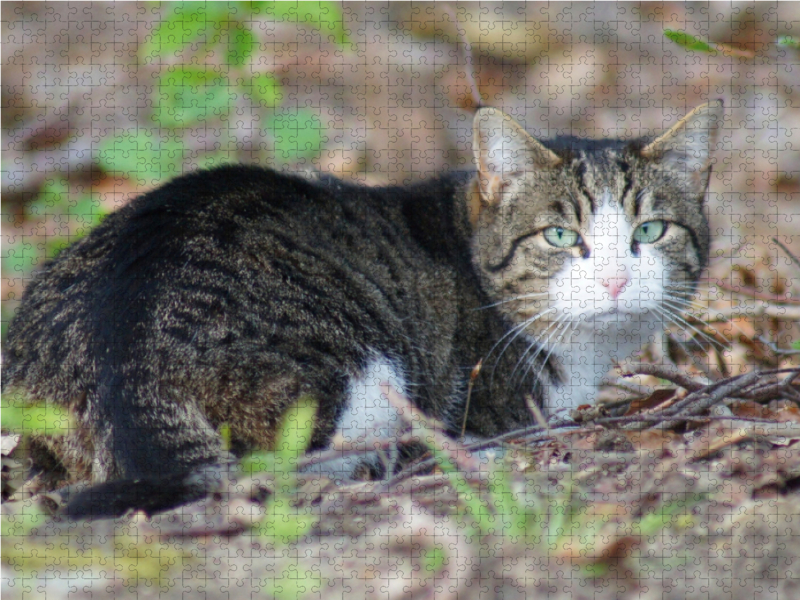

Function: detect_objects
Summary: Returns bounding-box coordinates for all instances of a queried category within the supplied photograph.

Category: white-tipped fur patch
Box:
[339,357,405,443]
[303,354,406,481]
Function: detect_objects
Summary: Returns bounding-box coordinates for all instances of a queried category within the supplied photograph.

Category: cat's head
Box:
[469,101,722,347]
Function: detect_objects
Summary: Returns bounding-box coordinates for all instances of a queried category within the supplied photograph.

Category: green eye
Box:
[633,220,667,244]
[543,226,581,248]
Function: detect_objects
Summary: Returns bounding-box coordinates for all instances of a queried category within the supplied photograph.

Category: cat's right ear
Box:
[472,108,561,222]
[640,100,723,195]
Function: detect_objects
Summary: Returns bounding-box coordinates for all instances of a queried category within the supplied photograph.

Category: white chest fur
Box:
[545,195,666,413]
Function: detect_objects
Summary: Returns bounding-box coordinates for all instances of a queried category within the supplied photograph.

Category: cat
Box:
[2,101,722,517]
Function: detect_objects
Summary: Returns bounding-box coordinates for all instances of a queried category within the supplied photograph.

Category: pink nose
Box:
[601,277,629,299]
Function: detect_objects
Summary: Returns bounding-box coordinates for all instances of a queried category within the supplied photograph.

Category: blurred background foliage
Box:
[2,1,350,337]
[3,1,800,337]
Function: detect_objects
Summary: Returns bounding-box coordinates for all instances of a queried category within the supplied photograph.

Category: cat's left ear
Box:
[472,108,561,221]
[641,100,724,195]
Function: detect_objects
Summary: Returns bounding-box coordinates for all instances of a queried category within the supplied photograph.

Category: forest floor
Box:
[4,245,800,599]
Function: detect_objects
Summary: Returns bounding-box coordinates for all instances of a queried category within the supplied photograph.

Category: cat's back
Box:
[2,165,469,405]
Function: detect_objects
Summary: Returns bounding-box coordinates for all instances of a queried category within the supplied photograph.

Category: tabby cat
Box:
[2,101,722,517]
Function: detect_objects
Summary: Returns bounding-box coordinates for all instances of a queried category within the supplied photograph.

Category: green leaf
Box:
[142,9,208,62]
[67,195,106,228]
[274,395,317,467]
[269,109,324,162]
[2,239,35,277]
[153,67,234,127]
[1,505,48,538]
[98,130,184,186]
[200,152,233,170]
[226,21,256,66]
[635,493,706,535]
[778,36,800,49]
[256,488,316,545]
[488,467,527,538]
[97,129,161,184]
[664,29,717,54]
[44,237,71,261]
[1,396,74,434]
[240,395,317,478]
[240,450,276,478]
[419,546,447,574]
[141,2,236,62]
[28,176,69,215]
[242,397,318,545]
[246,73,283,108]
[27,179,106,247]
[262,561,323,597]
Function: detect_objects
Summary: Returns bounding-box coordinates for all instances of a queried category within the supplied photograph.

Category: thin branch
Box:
[756,335,800,356]
[621,362,707,392]
[442,3,483,108]
[710,280,800,305]
[773,237,800,272]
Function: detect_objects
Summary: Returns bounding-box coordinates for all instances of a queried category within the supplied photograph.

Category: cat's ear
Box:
[472,108,561,215]
[641,100,723,194]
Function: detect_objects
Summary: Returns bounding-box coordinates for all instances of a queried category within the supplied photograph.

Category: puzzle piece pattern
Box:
[4,3,800,599]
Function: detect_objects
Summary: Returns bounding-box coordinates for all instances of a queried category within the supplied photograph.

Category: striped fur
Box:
[2,102,721,516]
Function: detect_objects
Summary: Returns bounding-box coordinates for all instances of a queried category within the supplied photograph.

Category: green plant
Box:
[242,395,318,545]
[3,1,349,341]
[99,1,348,186]
[239,395,322,596]
[0,395,73,435]
[663,29,718,55]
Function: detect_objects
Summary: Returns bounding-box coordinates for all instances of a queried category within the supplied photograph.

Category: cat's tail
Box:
[59,462,235,519]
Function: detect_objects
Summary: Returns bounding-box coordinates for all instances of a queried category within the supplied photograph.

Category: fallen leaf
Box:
[625,388,678,416]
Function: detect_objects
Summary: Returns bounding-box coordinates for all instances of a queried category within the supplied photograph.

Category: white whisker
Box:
[508,321,560,384]
[661,294,710,314]
[653,304,726,352]
[486,307,558,384]
[475,292,549,311]
[528,317,580,386]
[651,306,708,354]
[514,315,573,384]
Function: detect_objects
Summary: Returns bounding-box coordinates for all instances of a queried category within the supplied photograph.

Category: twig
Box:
[526,394,550,429]
[621,362,707,392]
[384,421,584,487]
[613,413,778,430]
[298,435,411,470]
[672,332,723,381]
[772,237,800,272]
[442,3,483,109]
[460,360,482,441]
[756,335,800,356]
[732,367,800,403]
[606,381,653,399]
[753,367,800,377]
[691,302,800,322]
[675,371,760,415]
[616,371,761,431]
[710,280,800,305]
